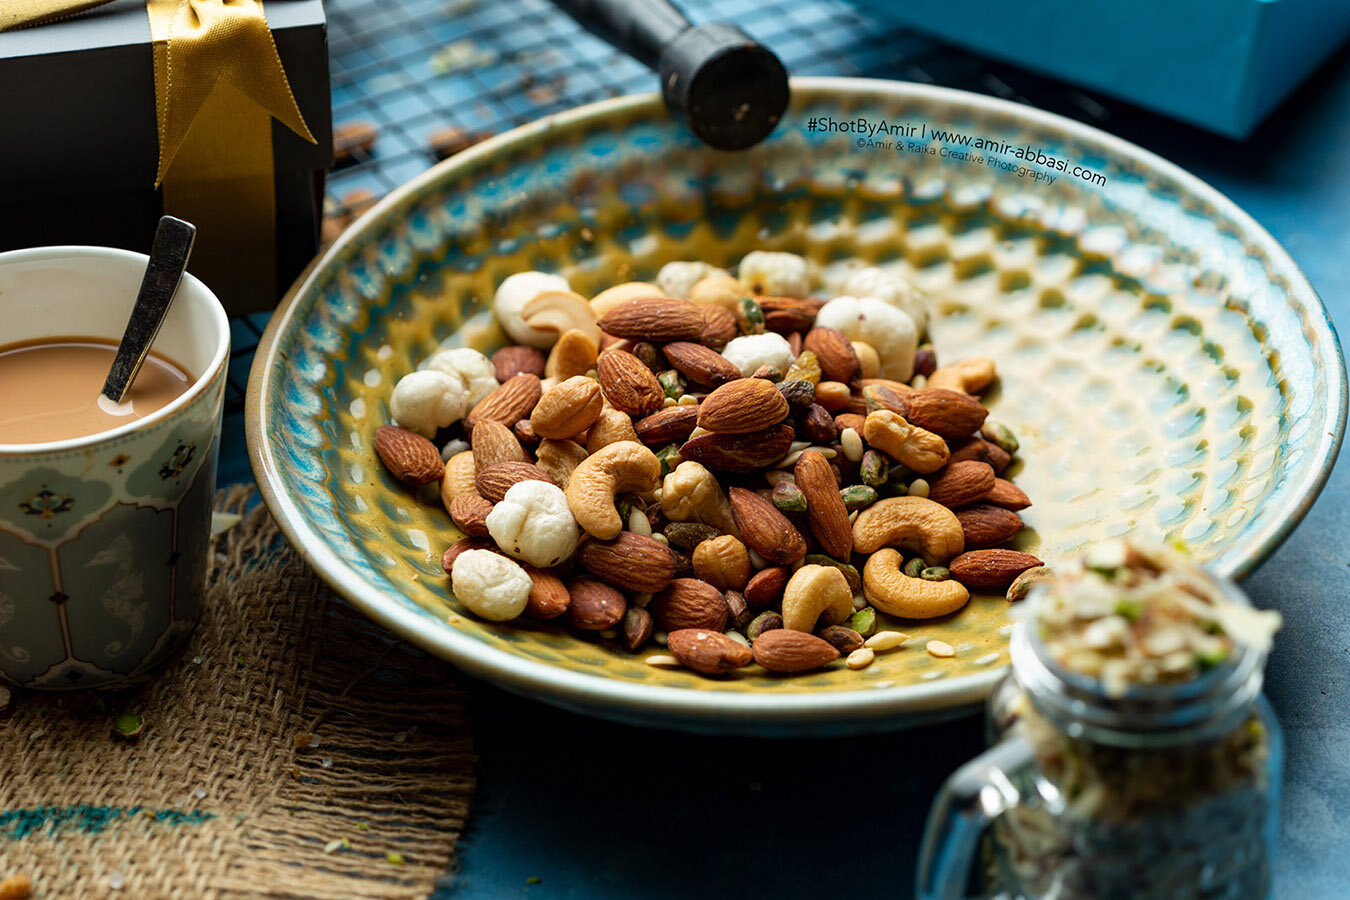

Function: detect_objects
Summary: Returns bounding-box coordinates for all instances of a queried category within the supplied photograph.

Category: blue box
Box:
[852,0,1350,138]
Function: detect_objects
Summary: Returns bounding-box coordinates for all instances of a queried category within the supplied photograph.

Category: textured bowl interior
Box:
[248,78,1344,735]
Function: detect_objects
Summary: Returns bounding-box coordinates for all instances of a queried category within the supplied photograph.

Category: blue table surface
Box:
[217,43,1350,900]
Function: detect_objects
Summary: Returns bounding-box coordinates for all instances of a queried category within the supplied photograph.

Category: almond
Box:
[983,478,1031,510]
[751,629,840,673]
[597,297,705,341]
[662,341,742,387]
[667,629,753,675]
[834,412,867,435]
[492,345,545,382]
[522,565,570,619]
[759,297,818,334]
[649,578,729,632]
[927,460,997,508]
[728,487,808,565]
[576,531,677,592]
[902,389,989,440]
[948,436,1012,474]
[448,492,493,537]
[954,504,1024,548]
[596,350,665,416]
[565,577,627,630]
[744,566,791,607]
[680,424,795,472]
[531,375,604,439]
[466,373,542,433]
[374,425,444,486]
[804,327,861,384]
[634,405,700,445]
[950,549,1045,589]
[471,419,526,470]
[794,450,852,559]
[475,461,558,503]
[440,537,497,573]
[699,304,738,350]
[696,378,790,434]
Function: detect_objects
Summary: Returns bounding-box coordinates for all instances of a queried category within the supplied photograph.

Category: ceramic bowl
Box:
[248,78,1345,735]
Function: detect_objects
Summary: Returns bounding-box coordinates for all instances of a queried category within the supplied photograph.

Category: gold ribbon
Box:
[2,0,317,307]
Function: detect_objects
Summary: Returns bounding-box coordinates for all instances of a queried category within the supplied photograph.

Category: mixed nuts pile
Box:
[372,252,1044,677]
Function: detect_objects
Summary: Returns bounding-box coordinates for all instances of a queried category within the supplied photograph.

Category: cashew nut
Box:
[692,535,752,591]
[689,273,749,311]
[522,290,601,346]
[586,405,640,454]
[494,271,571,347]
[781,565,853,632]
[439,450,478,512]
[660,461,739,536]
[851,341,881,380]
[863,548,970,618]
[590,282,659,318]
[863,410,949,474]
[656,261,728,299]
[544,328,599,380]
[534,438,590,489]
[564,441,661,539]
[852,496,965,561]
[927,357,996,394]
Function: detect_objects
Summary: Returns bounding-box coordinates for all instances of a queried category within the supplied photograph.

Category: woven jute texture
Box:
[0,490,475,899]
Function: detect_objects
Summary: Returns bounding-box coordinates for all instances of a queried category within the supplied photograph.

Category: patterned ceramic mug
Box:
[0,247,229,689]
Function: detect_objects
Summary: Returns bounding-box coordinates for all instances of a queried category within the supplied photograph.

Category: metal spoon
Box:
[101,216,197,404]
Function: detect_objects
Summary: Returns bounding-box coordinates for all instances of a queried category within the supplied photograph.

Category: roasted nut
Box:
[622,605,654,650]
[662,341,743,387]
[982,421,1020,455]
[566,577,627,630]
[660,461,739,535]
[728,487,808,565]
[852,341,881,380]
[667,628,753,674]
[597,297,706,341]
[818,625,865,654]
[440,536,496,573]
[781,564,853,632]
[493,271,572,346]
[534,438,589,489]
[374,425,445,486]
[692,535,752,591]
[689,273,751,311]
[852,496,966,562]
[752,629,839,673]
[862,548,971,618]
[815,295,918,381]
[522,289,602,345]
[699,304,739,349]
[466,373,542,433]
[586,405,641,454]
[949,549,1045,589]
[680,424,796,472]
[926,460,997,508]
[597,349,666,416]
[902,389,989,440]
[795,450,852,559]
[746,610,783,641]
[1006,565,1052,602]
[565,441,662,539]
[804,327,861,384]
[493,344,547,382]
[863,410,949,474]
[744,566,791,607]
[649,578,729,631]
[439,450,479,509]
[523,565,571,620]
[697,377,790,434]
[801,553,862,594]
[799,404,838,445]
[544,328,600,380]
[590,281,660,317]
[531,375,604,439]
[663,521,721,551]
[724,589,751,630]
[475,461,557,503]
[954,504,1025,548]
[983,477,1032,510]
[449,492,494,537]
[635,406,700,445]
[471,419,526,470]
[576,531,677,593]
[927,357,996,394]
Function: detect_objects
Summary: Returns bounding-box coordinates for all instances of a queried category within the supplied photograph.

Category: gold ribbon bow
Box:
[3,0,317,306]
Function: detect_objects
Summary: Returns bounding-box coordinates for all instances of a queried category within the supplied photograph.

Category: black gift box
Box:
[0,0,333,313]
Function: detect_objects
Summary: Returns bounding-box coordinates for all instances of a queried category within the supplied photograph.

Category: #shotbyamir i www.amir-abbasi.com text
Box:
[807,116,1108,188]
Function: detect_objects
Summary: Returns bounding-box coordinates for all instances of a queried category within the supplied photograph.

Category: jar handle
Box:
[915,735,1036,900]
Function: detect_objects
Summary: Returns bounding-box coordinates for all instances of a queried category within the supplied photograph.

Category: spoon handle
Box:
[101,216,197,404]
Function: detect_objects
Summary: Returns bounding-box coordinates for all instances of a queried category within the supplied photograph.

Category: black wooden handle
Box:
[553,0,789,150]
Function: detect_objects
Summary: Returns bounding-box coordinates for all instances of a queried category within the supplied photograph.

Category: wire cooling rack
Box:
[224,0,1122,411]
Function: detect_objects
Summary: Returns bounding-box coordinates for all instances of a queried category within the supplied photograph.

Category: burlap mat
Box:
[0,489,475,899]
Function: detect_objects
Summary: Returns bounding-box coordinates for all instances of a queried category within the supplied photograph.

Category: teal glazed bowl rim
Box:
[247,78,1347,734]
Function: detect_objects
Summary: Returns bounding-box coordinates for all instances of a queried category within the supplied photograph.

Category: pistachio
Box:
[663,521,721,551]
[778,379,816,411]
[847,607,877,638]
[904,557,926,578]
[1006,565,1052,602]
[737,296,765,334]
[802,553,862,593]
[752,364,784,382]
[860,449,889,487]
[724,590,752,630]
[771,481,808,512]
[982,421,1020,455]
[632,342,664,372]
[658,369,687,400]
[818,625,865,654]
[746,610,783,641]
[840,484,878,511]
[784,350,822,384]
[920,566,951,581]
[655,444,682,477]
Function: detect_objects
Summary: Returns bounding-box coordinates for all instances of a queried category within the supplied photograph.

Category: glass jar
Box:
[917,578,1282,900]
